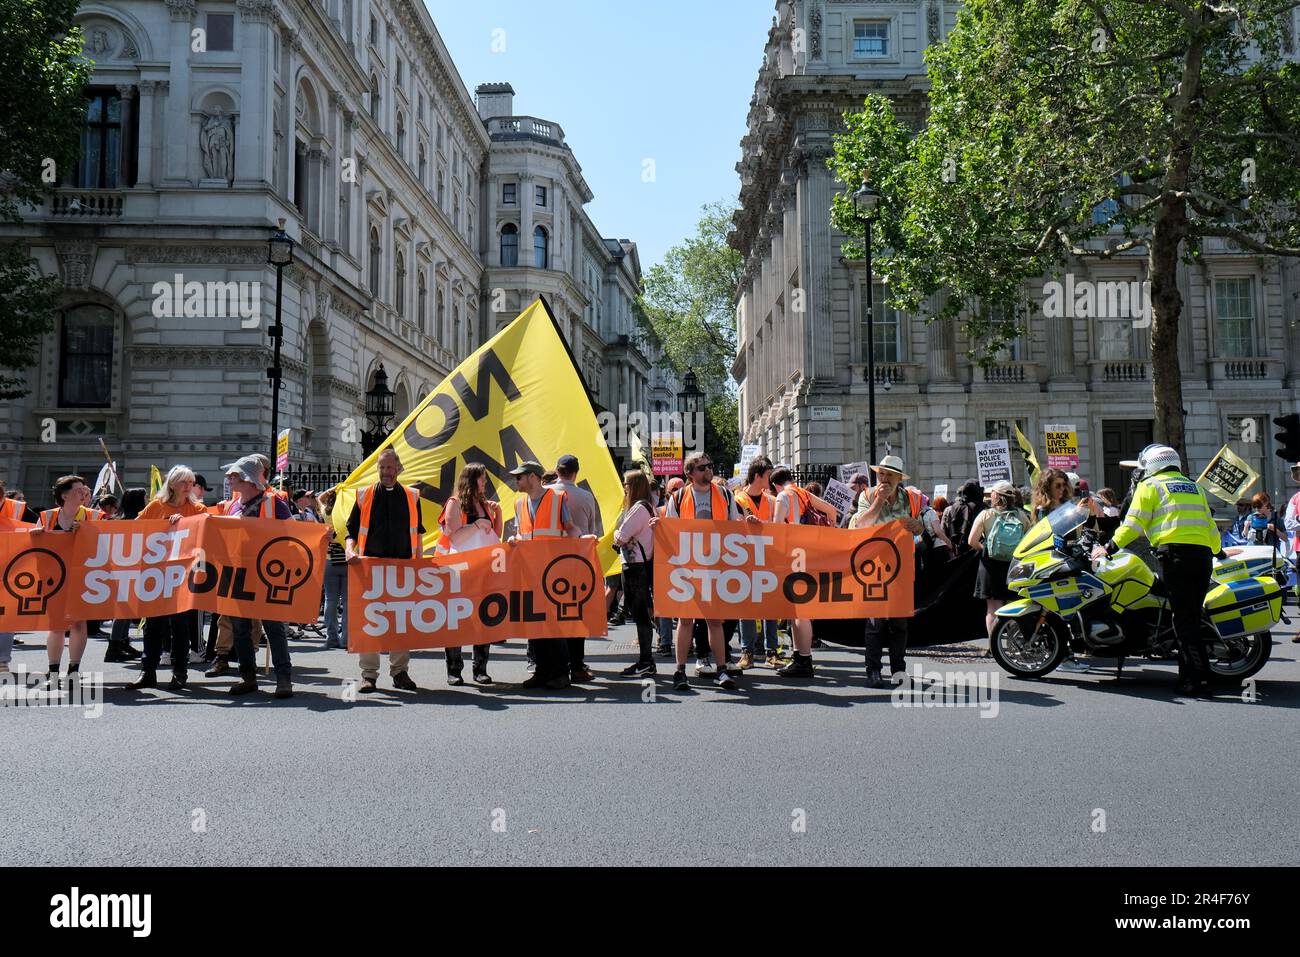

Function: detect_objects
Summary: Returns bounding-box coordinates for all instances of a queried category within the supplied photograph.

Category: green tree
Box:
[638,199,745,469]
[829,0,1300,455]
[0,0,89,398]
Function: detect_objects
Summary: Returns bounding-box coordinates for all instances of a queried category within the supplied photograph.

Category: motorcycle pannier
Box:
[1205,576,1282,639]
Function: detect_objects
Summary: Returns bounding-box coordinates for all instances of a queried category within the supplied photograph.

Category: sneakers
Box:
[715,668,737,690]
[777,654,814,678]
[655,644,674,657]
[1058,657,1090,673]
[765,651,789,668]
[159,652,171,668]
[447,671,466,687]
[472,669,493,685]
[188,650,205,664]
[357,676,379,694]
[694,656,716,678]
[620,661,656,677]
[672,669,690,691]
[391,670,418,691]
[737,652,754,671]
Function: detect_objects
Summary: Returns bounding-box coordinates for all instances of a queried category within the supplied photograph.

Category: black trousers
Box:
[529,638,569,680]
[142,612,197,678]
[1156,544,1213,682]
[567,638,585,671]
[445,644,490,673]
[865,617,909,674]
[622,561,654,663]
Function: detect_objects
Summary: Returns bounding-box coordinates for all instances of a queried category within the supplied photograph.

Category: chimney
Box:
[475,82,515,121]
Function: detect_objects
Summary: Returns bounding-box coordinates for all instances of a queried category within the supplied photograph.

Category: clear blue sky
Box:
[425,0,777,271]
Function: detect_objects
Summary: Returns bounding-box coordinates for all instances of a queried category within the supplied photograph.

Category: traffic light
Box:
[1273,413,1300,463]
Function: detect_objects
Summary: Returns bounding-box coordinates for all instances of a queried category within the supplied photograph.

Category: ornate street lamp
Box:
[361,363,395,457]
[853,177,882,480]
[677,369,705,460]
[267,218,294,476]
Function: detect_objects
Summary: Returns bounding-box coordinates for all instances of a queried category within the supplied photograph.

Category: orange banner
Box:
[653,518,915,619]
[0,516,327,629]
[348,537,606,652]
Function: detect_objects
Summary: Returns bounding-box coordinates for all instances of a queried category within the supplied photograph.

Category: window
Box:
[535,185,547,207]
[394,252,406,315]
[436,122,442,150]
[417,92,424,122]
[453,195,459,229]
[77,90,123,188]
[437,288,446,338]
[502,182,517,205]
[417,142,426,184]
[417,271,427,331]
[454,305,461,355]
[293,145,307,217]
[853,21,889,57]
[500,223,518,266]
[437,170,445,208]
[369,14,377,46]
[395,58,403,87]
[395,111,405,156]
[59,304,113,407]
[368,227,381,296]
[860,282,901,363]
[339,189,350,254]
[206,13,235,51]
[1227,414,1267,494]
[534,226,549,268]
[1215,277,1255,357]
[467,210,473,243]
[369,74,380,122]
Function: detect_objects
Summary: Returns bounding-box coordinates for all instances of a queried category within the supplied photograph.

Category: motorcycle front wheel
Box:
[990,614,1070,678]
[1204,625,1271,683]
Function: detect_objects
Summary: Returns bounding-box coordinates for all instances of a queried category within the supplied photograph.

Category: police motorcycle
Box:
[989,501,1280,682]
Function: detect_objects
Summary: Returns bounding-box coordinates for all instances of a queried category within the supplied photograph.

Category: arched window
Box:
[417,271,428,331]
[500,223,518,266]
[59,304,113,407]
[395,251,406,316]
[534,225,548,269]
[369,73,381,122]
[368,227,381,296]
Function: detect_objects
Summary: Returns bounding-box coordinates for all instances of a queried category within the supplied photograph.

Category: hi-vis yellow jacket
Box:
[1112,469,1219,551]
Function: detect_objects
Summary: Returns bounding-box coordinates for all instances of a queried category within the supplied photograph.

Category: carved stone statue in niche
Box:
[87,29,112,56]
[200,106,235,182]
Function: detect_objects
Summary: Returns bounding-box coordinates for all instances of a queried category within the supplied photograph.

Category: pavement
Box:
[2,619,1298,866]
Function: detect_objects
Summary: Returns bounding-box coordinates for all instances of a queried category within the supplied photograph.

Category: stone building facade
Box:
[732,0,1300,502]
[0,0,658,496]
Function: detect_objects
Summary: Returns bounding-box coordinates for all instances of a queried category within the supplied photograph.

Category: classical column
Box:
[519,172,533,265]
[135,81,159,187]
[284,27,300,205]
[235,0,274,188]
[798,139,834,382]
[162,0,196,184]
[115,84,136,187]
[927,299,958,383]
[308,146,324,235]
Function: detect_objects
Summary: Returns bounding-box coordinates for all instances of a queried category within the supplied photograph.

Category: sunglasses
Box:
[694,463,714,472]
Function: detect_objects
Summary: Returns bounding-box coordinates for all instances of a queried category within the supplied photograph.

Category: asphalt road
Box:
[3,620,1298,866]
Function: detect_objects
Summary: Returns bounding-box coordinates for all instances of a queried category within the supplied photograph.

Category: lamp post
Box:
[677,369,704,458]
[853,177,882,480]
[267,218,294,477]
[361,363,395,457]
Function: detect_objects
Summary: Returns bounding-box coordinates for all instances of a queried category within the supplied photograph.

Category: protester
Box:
[128,466,207,691]
[942,480,983,554]
[655,452,760,691]
[1230,497,1253,541]
[1097,488,1121,517]
[0,480,39,524]
[318,488,349,651]
[345,447,424,695]
[613,470,657,676]
[1031,468,1072,521]
[850,456,923,688]
[734,456,783,668]
[508,460,581,689]
[213,455,294,698]
[292,489,322,522]
[193,474,212,504]
[914,490,956,571]
[932,495,949,519]
[839,473,871,528]
[968,480,1031,637]
[1242,492,1280,547]
[439,463,502,685]
[654,476,685,656]
[769,466,837,678]
[548,454,601,683]
[94,495,121,520]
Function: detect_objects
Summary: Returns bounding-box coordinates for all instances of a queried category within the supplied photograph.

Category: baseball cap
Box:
[556,454,579,472]
[221,454,266,488]
[192,473,211,492]
[509,460,545,478]
[850,472,870,485]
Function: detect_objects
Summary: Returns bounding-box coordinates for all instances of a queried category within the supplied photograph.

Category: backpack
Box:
[943,500,976,547]
[984,510,1026,561]
[792,486,832,526]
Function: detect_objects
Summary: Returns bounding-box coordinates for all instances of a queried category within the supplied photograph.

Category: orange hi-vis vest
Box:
[1,498,25,521]
[210,498,236,516]
[673,483,731,520]
[39,505,103,529]
[355,483,422,556]
[436,496,501,552]
[735,487,774,522]
[241,493,281,520]
[516,488,567,538]
[774,483,813,524]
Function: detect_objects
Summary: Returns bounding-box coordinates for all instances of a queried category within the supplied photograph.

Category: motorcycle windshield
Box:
[1013,502,1091,559]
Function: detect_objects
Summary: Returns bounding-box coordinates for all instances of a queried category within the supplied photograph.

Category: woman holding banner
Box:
[29,475,103,688]
[129,466,208,691]
[613,470,657,677]
[439,463,502,685]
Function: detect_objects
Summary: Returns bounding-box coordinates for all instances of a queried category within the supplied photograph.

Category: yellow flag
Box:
[628,428,653,475]
[1013,424,1040,484]
[1197,445,1260,503]
[333,298,623,573]
[149,465,163,500]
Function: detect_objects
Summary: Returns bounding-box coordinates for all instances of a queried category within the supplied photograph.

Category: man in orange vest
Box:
[221,455,296,698]
[508,460,582,690]
[346,447,425,695]
[851,455,924,688]
[656,452,761,691]
[769,466,839,678]
[734,456,782,670]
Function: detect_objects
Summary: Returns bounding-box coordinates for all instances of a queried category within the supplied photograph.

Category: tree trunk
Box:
[1148,205,1187,456]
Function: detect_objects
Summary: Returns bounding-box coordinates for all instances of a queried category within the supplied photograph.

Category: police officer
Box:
[1091,444,1220,696]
